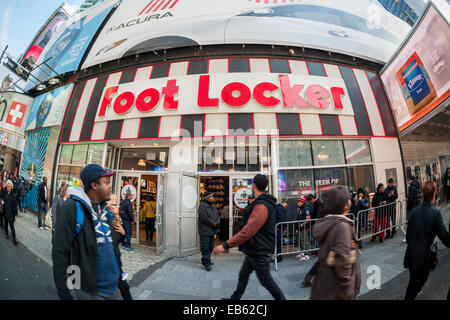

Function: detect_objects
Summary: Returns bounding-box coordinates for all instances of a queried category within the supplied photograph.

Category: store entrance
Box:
[117,172,161,248]
[199,176,229,247]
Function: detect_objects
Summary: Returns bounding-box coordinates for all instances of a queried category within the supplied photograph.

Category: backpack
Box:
[74,201,114,236]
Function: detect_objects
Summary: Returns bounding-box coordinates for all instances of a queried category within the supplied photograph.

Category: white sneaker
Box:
[39,227,44,230]
[402,238,406,243]
[44,227,51,231]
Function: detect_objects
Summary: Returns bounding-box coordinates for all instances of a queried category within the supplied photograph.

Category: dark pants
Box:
[220,218,229,241]
[145,217,156,241]
[200,235,214,267]
[122,221,132,248]
[38,203,48,228]
[307,261,320,276]
[276,226,283,255]
[4,217,16,240]
[386,205,397,237]
[0,213,3,230]
[445,187,450,203]
[231,254,286,300]
[19,197,26,211]
[405,268,430,300]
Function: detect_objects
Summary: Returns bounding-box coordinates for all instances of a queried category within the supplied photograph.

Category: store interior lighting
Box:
[36,84,46,91]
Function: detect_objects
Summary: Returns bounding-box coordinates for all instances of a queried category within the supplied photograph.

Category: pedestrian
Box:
[353,188,369,248]
[310,187,361,300]
[17,177,28,213]
[119,191,134,251]
[51,184,69,241]
[213,174,286,300]
[142,196,156,242]
[407,175,422,221]
[306,194,322,253]
[403,181,450,300]
[198,191,220,271]
[52,164,126,300]
[385,178,399,238]
[273,198,286,263]
[220,204,230,241]
[296,195,311,253]
[443,168,450,203]
[37,177,49,230]
[371,183,388,243]
[0,180,18,245]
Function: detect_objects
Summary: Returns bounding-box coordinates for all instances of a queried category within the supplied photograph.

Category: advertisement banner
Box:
[25,0,116,91]
[0,91,34,136]
[82,0,409,69]
[25,84,74,131]
[380,4,450,132]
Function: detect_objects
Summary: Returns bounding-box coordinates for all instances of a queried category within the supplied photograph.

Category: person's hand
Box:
[1,200,4,205]
[213,245,226,255]
[113,220,125,236]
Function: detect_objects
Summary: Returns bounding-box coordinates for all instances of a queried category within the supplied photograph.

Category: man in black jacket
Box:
[52,164,125,300]
[198,191,219,271]
[407,176,422,220]
[385,178,398,238]
[213,174,286,300]
[404,181,450,300]
[119,191,134,251]
[37,177,48,229]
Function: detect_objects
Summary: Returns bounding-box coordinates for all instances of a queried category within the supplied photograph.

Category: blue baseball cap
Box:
[80,164,115,188]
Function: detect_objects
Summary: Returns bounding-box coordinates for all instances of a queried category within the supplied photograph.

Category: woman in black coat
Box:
[404,181,450,300]
[0,180,18,245]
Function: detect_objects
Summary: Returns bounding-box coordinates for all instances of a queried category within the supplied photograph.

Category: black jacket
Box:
[38,182,48,206]
[17,181,28,198]
[198,200,219,236]
[275,204,286,223]
[384,185,398,204]
[0,189,18,221]
[404,201,450,271]
[407,180,422,212]
[239,193,277,256]
[371,191,387,219]
[52,188,124,300]
[119,198,134,223]
[310,199,323,220]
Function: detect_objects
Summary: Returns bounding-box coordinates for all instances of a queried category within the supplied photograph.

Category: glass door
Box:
[230,177,254,243]
[156,171,166,255]
[118,173,141,244]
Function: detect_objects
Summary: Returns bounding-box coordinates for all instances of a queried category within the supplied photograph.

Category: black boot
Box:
[301,274,313,287]
[13,239,18,246]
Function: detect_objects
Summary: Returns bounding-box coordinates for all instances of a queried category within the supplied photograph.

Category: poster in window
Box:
[385,168,398,186]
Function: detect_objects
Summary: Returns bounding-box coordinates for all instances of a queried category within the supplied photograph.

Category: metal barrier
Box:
[273,200,406,270]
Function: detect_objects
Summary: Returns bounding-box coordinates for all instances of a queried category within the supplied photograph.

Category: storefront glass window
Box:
[311,140,345,166]
[198,146,260,172]
[72,144,88,165]
[343,140,372,164]
[313,167,348,197]
[86,144,104,165]
[347,165,375,194]
[59,145,74,165]
[278,140,312,168]
[56,166,71,185]
[278,169,314,200]
[120,148,169,171]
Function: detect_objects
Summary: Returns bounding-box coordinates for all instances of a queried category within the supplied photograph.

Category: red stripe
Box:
[153,0,167,11]
[139,0,155,15]
[146,0,163,13]
[297,113,302,134]
[161,0,173,10]
[169,0,179,9]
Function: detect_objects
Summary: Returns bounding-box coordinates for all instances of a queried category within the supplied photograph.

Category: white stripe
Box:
[106,72,122,87]
[134,66,153,82]
[353,69,385,136]
[208,59,228,73]
[204,114,228,136]
[338,115,358,136]
[69,78,97,142]
[300,114,322,135]
[253,113,278,135]
[169,62,188,76]
[288,60,308,75]
[121,118,141,139]
[158,115,181,137]
[323,64,342,78]
[91,122,108,140]
[249,59,270,73]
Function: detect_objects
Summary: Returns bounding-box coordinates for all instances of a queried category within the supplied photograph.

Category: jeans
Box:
[386,205,397,236]
[230,254,286,300]
[405,268,430,300]
[38,203,48,228]
[4,217,16,240]
[75,288,122,300]
[145,217,156,241]
[200,235,214,267]
[307,261,320,276]
[122,221,132,248]
[19,197,26,211]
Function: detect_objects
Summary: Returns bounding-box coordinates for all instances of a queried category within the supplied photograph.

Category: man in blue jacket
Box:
[52,164,125,300]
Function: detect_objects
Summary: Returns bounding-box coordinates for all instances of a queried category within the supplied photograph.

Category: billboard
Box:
[380,3,450,132]
[25,0,116,91]
[81,0,410,69]
[25,84,73,131]
[0,91,34,136]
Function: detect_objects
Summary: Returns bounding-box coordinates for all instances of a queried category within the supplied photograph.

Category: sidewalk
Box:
[13,210,177,282]
[131,203,450,300]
